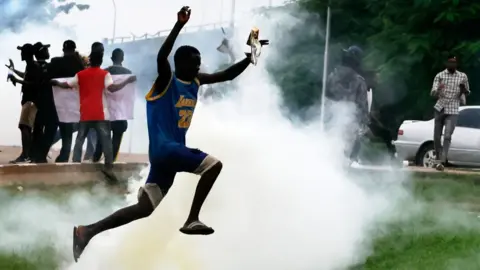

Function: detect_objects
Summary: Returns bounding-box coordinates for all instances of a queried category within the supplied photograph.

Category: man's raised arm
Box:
[156,6,191,76]
[5,59,25,78]
[197,54,251,85]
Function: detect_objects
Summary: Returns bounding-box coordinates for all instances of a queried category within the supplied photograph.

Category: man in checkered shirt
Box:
[430,55,470,171]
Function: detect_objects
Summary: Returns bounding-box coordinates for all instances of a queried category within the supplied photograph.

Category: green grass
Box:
[0,247,58,270]
[2,173,480,269]
[363,173,480,270]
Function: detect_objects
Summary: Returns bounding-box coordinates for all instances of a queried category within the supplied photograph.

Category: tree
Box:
[267,0,480,125]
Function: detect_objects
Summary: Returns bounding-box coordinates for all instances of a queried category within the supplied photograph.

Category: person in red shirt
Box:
[52,46,135,183]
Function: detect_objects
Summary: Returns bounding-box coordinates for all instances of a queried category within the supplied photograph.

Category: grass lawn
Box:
[0,247,58,270]
[2,172,480,269]
[363,173,480,270]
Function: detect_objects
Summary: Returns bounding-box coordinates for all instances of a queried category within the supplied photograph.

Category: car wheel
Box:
[415,143,436,168]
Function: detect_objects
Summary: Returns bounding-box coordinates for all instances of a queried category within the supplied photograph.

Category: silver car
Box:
[394,106,480,167]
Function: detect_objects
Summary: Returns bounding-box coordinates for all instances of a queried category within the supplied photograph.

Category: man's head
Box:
[17,43,34,61]
[89,42,104,67]
[33,42,50,60]
[91,42,104,54]
[446,54,457,73]
[63,40,76,55]
[89,51,103,67]
[111,48,124,65]
[174,45,201,81]
[341,45,363,71]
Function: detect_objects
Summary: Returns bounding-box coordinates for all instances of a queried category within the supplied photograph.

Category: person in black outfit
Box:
[48,40,85,162]
[29,42,55,163]
[93,48,132,162]
[6,44,40,163]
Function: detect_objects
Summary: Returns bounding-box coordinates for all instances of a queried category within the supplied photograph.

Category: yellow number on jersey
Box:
[178,109,193,128]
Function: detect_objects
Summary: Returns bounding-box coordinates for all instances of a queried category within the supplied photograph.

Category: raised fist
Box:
[177,6,191,24]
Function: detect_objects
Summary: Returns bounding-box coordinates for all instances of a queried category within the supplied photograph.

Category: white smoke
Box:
[68,10,409,270]
[0,1,413,270]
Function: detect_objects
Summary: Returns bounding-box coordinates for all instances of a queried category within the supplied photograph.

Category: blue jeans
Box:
[53,123,97,161]
[72,121,112,167]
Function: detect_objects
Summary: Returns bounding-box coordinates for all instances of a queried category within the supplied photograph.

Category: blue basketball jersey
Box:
[145,73,200,158]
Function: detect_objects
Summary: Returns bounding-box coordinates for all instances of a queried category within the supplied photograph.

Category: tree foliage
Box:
[268,0,480,127]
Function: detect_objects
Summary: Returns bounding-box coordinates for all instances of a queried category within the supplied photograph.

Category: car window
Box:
[457,109,480,129]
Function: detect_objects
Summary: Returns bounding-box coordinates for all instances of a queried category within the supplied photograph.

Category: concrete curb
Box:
[0,162,149,187]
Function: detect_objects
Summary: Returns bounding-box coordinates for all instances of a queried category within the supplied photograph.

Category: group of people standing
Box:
[7,39,136,182]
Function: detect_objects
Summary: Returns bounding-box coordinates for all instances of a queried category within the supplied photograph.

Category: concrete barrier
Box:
[0,162,148,187]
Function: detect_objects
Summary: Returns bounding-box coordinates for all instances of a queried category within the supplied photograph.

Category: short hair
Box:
[111,48,124,61]
[174,45,200,64]
[91,42,104,54]
[89,51,103,67]
[63,40,76,51]
[447,54,457,62]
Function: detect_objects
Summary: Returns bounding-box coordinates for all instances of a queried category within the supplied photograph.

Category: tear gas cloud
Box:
[0,1,419,270]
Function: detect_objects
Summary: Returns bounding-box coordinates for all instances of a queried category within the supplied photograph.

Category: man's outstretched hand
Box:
[7,74,16,86]
[127,75,137,83]
[177,6,191,25]
[5,59,14,70]
[50,79,61,86]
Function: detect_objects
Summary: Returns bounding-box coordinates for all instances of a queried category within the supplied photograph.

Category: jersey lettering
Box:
[178,109,193,128]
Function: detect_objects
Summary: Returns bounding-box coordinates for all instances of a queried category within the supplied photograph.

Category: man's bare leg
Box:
[73,192,154,262]
[180,161,223,235]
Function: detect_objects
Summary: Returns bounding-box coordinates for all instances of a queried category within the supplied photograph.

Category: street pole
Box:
[319,5,331,132]
[112,0,117,42]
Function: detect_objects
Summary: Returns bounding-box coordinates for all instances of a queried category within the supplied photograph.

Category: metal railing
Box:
[104,21,233,45]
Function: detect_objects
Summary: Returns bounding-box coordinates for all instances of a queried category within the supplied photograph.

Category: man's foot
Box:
[31,159,48,164]
[73,226,90,262]
[435,163,445,171]
[9,156,29,164]
[445,160,455,168]
[179,220,214,235]
[101,169,119,185]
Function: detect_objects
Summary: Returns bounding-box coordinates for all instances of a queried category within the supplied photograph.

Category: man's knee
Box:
[19,102,37,128]
[137,183,164,214]
[207,160,223,175]
[19,124,32,133]
[194,155,222,176]
[112,120,128,133]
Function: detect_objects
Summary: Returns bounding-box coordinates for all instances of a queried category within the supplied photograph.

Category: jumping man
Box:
[72,6,268,262]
